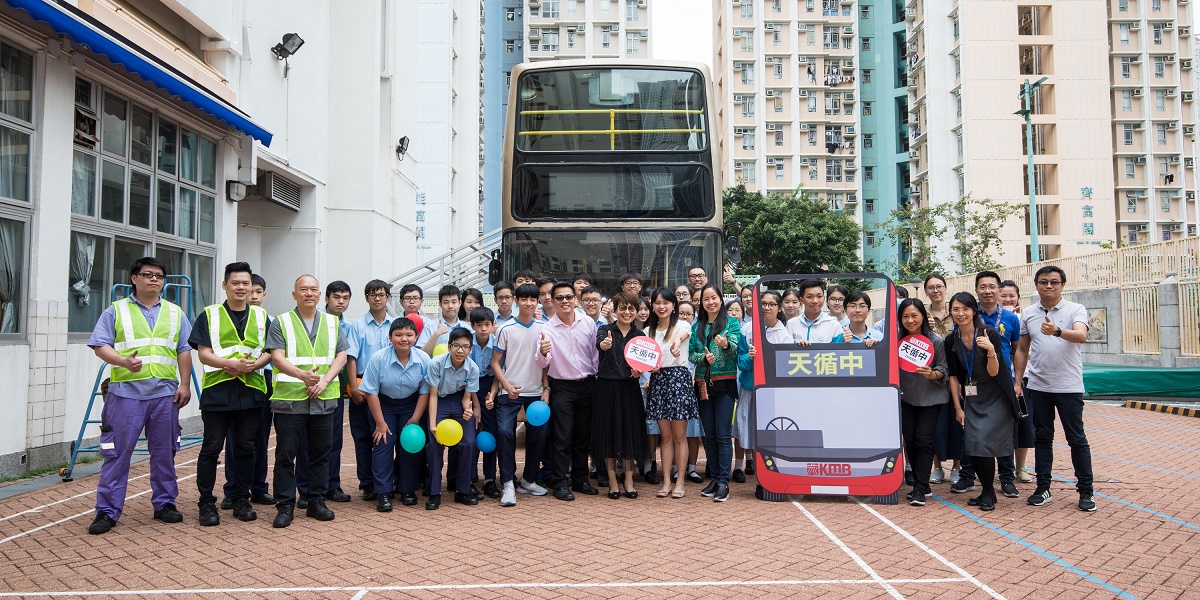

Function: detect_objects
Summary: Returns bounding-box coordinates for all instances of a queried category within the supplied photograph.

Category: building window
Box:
[1157,122,1168,144]
[861,5,871,19]
[822,0,837,16]
[774,129,784,145]
[1121,57,1132,78]
[809,165,818,180]
[0,42,34,204]
[626,32,640,54]
[567,31,576,48]
[807,95,817,112]
[1127,193,1138,213]
[602,31,611,48]
[0,215,27,334]
[773,57,783,79]
[1119,23,1130,45]
[543,0,560,18]
[823,27,841,49]
[808,129,817,145]
[1153,24,1164,45]
[1121,90,1133,111]
[1161,191,1172,212]
[69,77,218,332]
[1126,158,1137,179]
[742,130,756,150]
[742,31,755,52]
[825,159,843,182]
[506,40,515,53]
[865,198,875,212]
[954,56,961,79]
[741,2,753,19]
[775,162,785,180]
[741,62,754,84]
[862,38,871,51]
[625,0,638,22]
[505,71,511,87]
[956,95,962,117]
[773,96,783,112]
[1152,0,1162,11]
[542,30,560,52]
[865,231,875,245]
[1162,224,1172,241]
[1128,225,1139,244]
[953,17,959,40]
[1123,123,1134,145]
[824,92,842,115]
[956,132,963,157]
[1119,0,1129,11]
[863,134,874,148]
[742,97,755,117]
[1155,89,1166,111]
[807,0,815,12]
[773,29,781,46]
[863,102,873,116]
[505,8,515,21]
[863,167,874,182]
[863,69,872,83]
[1154,56,1166,78]
[773,0,782,12]
[737,161,756,184]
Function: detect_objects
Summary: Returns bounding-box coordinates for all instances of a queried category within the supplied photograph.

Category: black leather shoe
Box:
[88,513,116,535]
[363,492,378,501]
[745,460,756,475]
[469,485,485,502]
[904,470,915,486]
[686,471,704,484]
[250,493,276,505]
[732,468,747,484]
[713,483,730,502]
[198,502,220,527]
[219,497,234,510]
[643,470,661,485]
[326,489,352,503]
[553,487,576,501]
[454,492,479,506]
[979,496,996,511]
[483,481,502,498]
[598,474,610,488]
[607,489,621,499]
[754,484,765,500]
[233,499,257,522]
[426,494,441,510]
[296,496,309,509]
[272,505,293,528]
[968,495,983,506]
[572,483,600,495]
[306,499,335,521]
[376,494,393,512]
[400,492,418,506]
[153,503,183,523]
[700,480,719,497]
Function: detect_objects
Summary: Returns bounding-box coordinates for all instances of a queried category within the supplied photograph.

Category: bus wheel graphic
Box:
[765,417,799,431]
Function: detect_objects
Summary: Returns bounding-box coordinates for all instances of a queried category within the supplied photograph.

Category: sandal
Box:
[671,488,686,499]
[656,488,670,498]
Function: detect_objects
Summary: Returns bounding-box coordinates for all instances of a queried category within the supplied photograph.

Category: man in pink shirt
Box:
[538,281,600,501]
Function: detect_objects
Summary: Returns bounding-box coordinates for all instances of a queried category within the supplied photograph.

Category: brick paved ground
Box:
[1,401,1198,599]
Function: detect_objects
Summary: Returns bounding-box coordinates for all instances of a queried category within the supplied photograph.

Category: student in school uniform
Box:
[398,284,434,349]
[490,283,551,507]
[359,317,430,512]
[738,290,791,496]
[424,328,481,509]
[468,307,501,498]
[346,279,396,501]
[785,279,846,345]
[842,291,884,346]
[491,281,517,328]
[422,285,470,357]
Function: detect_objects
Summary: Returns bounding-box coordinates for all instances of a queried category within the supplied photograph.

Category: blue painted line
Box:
[1049,474,1200,532]
[930,494,1138,600]
[1084,426,1200,455]
[1054,442,1200,481]
[1087,412,1200,433]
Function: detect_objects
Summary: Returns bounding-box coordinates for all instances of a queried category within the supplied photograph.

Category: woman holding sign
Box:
[645,288,696,499]
[946,292,1018,512]
[593,292,650,499]
[896,299,949,507]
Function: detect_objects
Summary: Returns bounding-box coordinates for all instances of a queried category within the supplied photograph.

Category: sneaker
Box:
[517,479,547,496]
[233,498,258,522]
[930,468,946,484]
[1028,487,1053,506]
[1016,467,1034,483]
[909,490,926,506]
[950,479,976,494]
[500,482,517,507]
[153,503,183,523]
[87,513,116,535]
[1078,494,1097,512]
[483,480,502,499]
[1001,482,1020,498]
[700,480,719,497]
[949,469,960,485]
[198,502,220,527]
[713,483,730,502]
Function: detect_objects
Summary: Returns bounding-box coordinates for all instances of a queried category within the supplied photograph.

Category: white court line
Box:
[0,458,200,523]
[349,589,368,600]
[792,501,905,599]
[0,473,198,546]
[856,499,1006,600]
[0,578,972,597]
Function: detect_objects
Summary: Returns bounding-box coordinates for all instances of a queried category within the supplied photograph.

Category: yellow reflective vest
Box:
[270,311,340,401]
[200,304,268,393]
[110,298,181,383]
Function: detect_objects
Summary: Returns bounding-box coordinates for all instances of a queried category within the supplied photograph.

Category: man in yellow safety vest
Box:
[86,257,193,535]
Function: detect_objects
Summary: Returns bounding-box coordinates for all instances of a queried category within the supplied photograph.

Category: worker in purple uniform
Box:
[86,257,193,534]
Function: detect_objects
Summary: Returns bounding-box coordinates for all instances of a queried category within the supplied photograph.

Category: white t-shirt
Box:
[1020,299,1089,394]
[651,320,691,369]
[494,318,545,397]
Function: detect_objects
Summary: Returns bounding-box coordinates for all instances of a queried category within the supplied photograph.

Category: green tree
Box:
[871,195,1023,279]
[723,185,863,276]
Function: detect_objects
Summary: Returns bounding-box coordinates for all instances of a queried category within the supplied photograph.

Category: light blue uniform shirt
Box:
[359,347,431,399]
[470,333,495,377]
[847,327,885,344]
[426,352,480,397]
[352,312,395,376]
[493,311,517,329]
[433,316,471,348]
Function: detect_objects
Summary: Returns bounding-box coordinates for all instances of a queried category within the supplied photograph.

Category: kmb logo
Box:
[806,463,852,476]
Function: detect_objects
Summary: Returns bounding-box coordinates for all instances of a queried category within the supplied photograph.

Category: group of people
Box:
[83,256,1096,536]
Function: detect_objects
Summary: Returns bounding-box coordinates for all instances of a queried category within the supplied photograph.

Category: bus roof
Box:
[511,59,711,81]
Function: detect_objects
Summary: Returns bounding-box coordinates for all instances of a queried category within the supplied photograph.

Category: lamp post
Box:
[1015,76,1048,263]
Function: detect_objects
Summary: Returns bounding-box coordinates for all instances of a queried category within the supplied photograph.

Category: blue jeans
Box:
[496,394,547,484]
[698,387,735,485]
[1028,389,1093,494]
[368,392,425,495]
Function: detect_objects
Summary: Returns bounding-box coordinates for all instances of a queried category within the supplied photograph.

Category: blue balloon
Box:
[476,431,497,454]
[526,401,551,427]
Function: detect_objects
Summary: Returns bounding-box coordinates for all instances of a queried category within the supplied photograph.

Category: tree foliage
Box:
[871,195,1023,281]
[723,185,863,277]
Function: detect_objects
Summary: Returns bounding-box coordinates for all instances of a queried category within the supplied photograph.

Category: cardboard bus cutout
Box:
[749,274,903,503]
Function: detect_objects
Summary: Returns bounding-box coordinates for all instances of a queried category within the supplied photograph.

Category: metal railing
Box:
[384,228,501,315]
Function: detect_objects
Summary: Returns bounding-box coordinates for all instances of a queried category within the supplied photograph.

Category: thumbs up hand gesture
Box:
[600,330,614,351]
[125,350,143,372]
[539,332,552,356]
[1040,314,1058,336]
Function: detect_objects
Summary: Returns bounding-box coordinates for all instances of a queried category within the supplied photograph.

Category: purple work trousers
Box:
[95,393,181,521]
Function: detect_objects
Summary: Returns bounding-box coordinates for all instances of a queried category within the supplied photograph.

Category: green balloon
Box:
[400,423,426,453]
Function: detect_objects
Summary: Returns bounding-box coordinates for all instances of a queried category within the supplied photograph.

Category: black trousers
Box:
[273,412,335,507]
[548,376,594,489]
[197,407,261,504]
[222,403,272,498]
[901,403,941,495]
[973,456,997,499]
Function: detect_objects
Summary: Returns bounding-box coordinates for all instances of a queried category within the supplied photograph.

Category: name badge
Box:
[965,382,979,397]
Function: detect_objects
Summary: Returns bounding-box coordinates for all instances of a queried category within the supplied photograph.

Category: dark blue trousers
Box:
[368,392,424,495]
[427,391,477,495]
[496,394,547,484]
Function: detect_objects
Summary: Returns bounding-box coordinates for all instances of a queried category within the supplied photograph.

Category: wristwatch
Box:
[1053,326,1062,337]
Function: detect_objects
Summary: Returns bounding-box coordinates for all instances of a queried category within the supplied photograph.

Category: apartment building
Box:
[1109,0,1198,245]
[714,0,863,229]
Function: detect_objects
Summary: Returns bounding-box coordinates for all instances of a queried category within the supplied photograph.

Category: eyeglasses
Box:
[136,272,165,280]
[846,303,869,310]
[554,294,575,301]
[622,281,640,287]
[1036,279,1063,287]
[494,295,513,301]
[367,293,390,299]
[925,284,946,291]
[760,302,779,308]
[450,344,472,352]
[582,298,601,304]
[688,273,706,279]
[616,306,637,312]
[827,297,845,304]
[401,295,422,302]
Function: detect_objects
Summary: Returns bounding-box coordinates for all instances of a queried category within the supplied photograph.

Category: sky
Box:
[651,0,714,69]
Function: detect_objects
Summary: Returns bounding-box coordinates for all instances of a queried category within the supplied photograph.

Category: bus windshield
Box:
[515,68,708,152]
[502,229,721,293]
[512,163,714,220]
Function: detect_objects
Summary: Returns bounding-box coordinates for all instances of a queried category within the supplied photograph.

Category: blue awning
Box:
[5,0,272,146]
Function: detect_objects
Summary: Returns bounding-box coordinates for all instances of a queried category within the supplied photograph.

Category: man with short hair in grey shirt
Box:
[1013,265,1095,512]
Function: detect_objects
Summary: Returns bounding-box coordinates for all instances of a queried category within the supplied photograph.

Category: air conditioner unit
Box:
[765,89,777,98]
[1172,154,1182,162]
[800,123,810,131]
[1136,156,1147,164]
[1186,125,1196,135]
[577,27,585,35]
[1136,224,1150,232]
[1183,59,1194,69]
[1133,88,1144,97]
[910,188,922,198]
[799,23,808,31]
[638,0,647,6]
[733,30,742,38]
[844,59,855,69]
[1181,26,1192,36]
[1131,22,1142,30]
[1168,121,1179,130]
[734,128,745,135]
[1191,225,1199,236]
[1168,223,1183,232]
[800,158,811,165]
[1190,191,1197,199]
[799,89,810,98]
[1167,89,1178,97]
[252,171,302,212]
[843,26,853,34]
[640,31,648,38]
[1184,92,1195,101]
[766,158,777,165]
[1166,55,1177,64]
[846,125,857,135]
[733,95,744,103]
[566,26,576,32]
[845,160,858,170]
[1165,22,1175,31]
[765,24,775,32]
[845,92,856,102]
[909,149,920,160]
[766,123,778,131]
[846,194,858,204]
[528,29,541,39]
[612,23,619,31]
[905,8,917,21]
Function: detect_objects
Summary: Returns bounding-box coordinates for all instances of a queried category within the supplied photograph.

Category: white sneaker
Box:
[930,467,946,484]
[518,479,548,496]
[950,469,960,485]
[500,482,517,507]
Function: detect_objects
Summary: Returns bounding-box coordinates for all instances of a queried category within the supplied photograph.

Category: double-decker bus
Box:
[493,60,724,292]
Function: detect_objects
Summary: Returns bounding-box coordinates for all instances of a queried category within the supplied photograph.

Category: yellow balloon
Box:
[432,343,449,357]
[435,419,463,446]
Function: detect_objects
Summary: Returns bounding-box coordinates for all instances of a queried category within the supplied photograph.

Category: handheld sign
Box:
[898,334,934,372]
[624,336,663,372]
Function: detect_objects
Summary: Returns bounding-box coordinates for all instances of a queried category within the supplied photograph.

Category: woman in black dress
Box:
[593,292,649,499]
[946,292,1018,512]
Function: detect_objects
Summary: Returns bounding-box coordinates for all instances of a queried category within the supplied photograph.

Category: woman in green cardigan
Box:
[689,283,740,503]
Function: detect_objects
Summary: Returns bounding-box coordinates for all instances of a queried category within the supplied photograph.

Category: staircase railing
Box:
[385,228,501,313]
